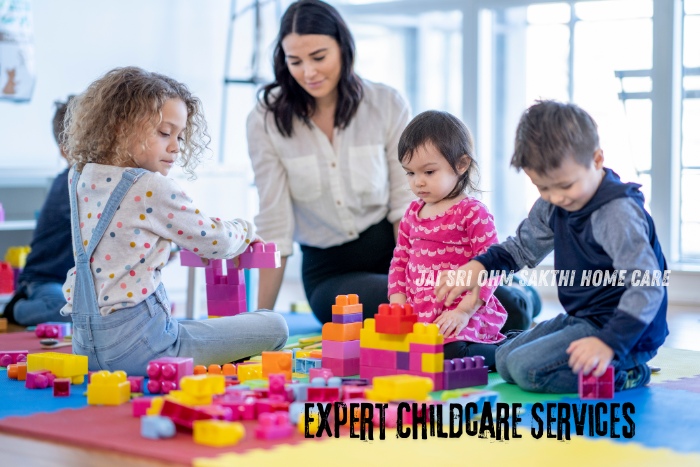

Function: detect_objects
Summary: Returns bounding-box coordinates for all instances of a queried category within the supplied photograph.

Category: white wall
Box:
[0,0,231,169]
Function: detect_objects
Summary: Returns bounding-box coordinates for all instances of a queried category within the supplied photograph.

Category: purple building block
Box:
[443,356,488,390]
[332,312,363,324]
[146,357,194,394]
[396,351,410,370]
[579,366,615,399]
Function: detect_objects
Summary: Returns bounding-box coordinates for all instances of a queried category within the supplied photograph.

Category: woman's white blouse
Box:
[247,80,413,256]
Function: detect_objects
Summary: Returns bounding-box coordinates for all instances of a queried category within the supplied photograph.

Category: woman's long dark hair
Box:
[260,0,364,137]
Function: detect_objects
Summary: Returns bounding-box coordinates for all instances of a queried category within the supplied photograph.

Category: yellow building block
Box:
[4,246,31,268]
[295,349,313,359]
[408,323,444,345]
[193,420,246,447]
[421,353,445,373]
[365,375,433,403]
[237,362,262,383]
[27,352,88,384]
[180,374,226,398]
[87,370,131,405]
[360,319,411,352]
[146,397,165,416]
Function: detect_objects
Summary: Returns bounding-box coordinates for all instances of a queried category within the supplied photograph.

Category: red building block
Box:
[579,366,615,399]
[146,357,194,394]
[255,412,293,440]
[0,350,28,367]
[53,378,71,397]
[159,400,234,429]
[375,303,417,334]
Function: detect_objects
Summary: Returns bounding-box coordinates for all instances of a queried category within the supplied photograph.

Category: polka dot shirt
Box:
[62,164,256,315]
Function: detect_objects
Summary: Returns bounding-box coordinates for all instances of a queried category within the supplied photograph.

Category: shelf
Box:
[0,220,36,231]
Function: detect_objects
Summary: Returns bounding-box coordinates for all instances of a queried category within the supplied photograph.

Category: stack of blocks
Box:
[321,295,362,376]
[360,306,488,391]
[179,242,280,318]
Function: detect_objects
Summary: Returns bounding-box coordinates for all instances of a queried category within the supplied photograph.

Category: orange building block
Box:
[261,351,293,381]
[322,322,361,342]
[331,294,363,315]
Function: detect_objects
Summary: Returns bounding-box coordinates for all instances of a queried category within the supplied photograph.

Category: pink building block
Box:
[360,348,397,369]
[234,242,281,270]
[321,357,360,377]
[359,366,397,380]
[308,368,334,382]
[215,396,257,421]
[341,385,366,400]
[53,378,71,397]
[206,283,246,301]
[207,299,247,316]
[255,412,293,440]
[146,357,194,394]
[132,396,153,417]
[179,249,206,267]
[409,343,444,354]
[579,366,615,399]
[0,350,28,367]
[35,322,72,339]
[323,340,361,359]
[26,370,55,389]
[128,376,144,393]
[443,356,488,390]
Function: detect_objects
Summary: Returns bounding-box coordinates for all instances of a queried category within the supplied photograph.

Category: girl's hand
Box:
[389,293,407,305]
[434,305,478,338]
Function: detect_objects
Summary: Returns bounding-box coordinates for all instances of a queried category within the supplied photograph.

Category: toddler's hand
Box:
[434,260,485,314]
[389,293,407,305]
[566,337,614,377]
[434,306,477,338]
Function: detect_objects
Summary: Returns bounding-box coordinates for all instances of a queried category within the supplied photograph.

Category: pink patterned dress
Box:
[388,197,507,344]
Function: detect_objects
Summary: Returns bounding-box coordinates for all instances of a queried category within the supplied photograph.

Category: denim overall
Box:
[67,167,288,376]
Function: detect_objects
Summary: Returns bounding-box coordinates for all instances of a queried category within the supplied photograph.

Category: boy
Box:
[435,100,668,393]
[2,97,75,326]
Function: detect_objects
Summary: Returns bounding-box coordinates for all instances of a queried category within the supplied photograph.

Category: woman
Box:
[248,0,538,329]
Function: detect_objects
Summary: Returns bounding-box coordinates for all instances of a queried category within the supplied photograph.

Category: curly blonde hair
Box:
[63,66,210,178]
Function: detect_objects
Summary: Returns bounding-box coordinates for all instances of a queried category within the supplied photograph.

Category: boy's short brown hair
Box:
[511,100,599,174]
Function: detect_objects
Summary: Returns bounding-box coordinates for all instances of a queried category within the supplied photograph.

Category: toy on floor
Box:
[579,365,615,399]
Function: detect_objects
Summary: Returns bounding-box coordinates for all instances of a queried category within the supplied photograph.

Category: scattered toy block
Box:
[146,357,194,394]
[579,365,615,399]
[261,351,293,380]
[141,415,176,439]
[254,412,293,440]
[0,350,28,367]
[53,378,71,397]
[193,420,246,447]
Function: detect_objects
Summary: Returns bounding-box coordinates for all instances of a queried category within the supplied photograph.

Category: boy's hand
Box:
[389,293,407,305]
[434,260,485,314]
[434,299,482,338]
[566,337,614,377]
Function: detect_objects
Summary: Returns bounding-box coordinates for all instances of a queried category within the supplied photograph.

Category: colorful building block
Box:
[375,303,418,334]
[579,366,615,399]
[0,350,28,367]
[331,294,363,315]
[53,378,71,397]
[132,396,153,417]
[146,357,194,394]
[25,370,55,389]
[128,376,144,393]
[87,370,131,405]
[408,322,444,345]
[160,399,234,429]
[365,375,433,403]
[323,340,360,359]
[141,415,176,439]
[332,313,363,324]
[294,358,322,374]
[193,420,246,447]
[35,322,72,339]
[320,356,360,377]
[322,322,361,342]
[443,356,488,390]
[7,362,28,380]
[236,362,262,383]
[27,352,88,384]
[261,351,293,380]
[254,412,293,440]
[360,319,411,352]
[234,242,281,269]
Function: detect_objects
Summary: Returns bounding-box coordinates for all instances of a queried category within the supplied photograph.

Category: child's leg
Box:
[444,341,498,369]
[496,314,599,393]
[176,310,288,365]
[11,282,70,326]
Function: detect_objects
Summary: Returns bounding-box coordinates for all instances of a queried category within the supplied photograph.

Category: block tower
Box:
[180,242,281,318]
[321,294,362,376]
